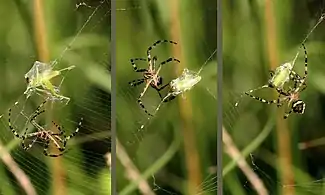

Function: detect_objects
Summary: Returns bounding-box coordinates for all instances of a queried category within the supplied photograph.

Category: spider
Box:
[235,43,308,107]
[8,101,83,157]
[243,44,308,119]
[128,40,180,116]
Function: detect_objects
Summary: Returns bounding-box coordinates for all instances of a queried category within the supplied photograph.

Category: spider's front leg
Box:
[8,108,27,139]
[301,43,308,80]
[244,92,280,105]
[130,58,147,72]
[155,57,180,70]
[146,40,177,63]
[64,118,83,141]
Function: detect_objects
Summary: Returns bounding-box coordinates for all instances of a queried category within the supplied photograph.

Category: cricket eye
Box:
[25,77,30,83]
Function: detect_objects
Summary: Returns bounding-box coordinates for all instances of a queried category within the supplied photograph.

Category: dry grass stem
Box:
[116,138,155,195]
[223,127,268,195]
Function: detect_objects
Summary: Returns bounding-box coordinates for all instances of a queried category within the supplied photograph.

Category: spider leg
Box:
[288,44,308,92]
[301,43,308,80]
[62,118,83,148]
[130,58,147,72]
[52,121,64,135]
[51,137,66,152]
[155,83,171,99]
[137,80,154,116]
[53,134,64,143]
[30,109,45,131]
[235,84,270,106]
[275,93,284,107]
[284,109,293,119]
[244,85,269,96]
[153,93,177,115]
[300,82,307,92]
[33,100,47,114]
[147,40,177,63]
[290,43,308,95]
[65,118,82,140]
[43,139,64,157]
[152,57,180,98]
[129,79,145,87]
[162,94,176,103]
[138,98,153,116]
[8,108,26,139]
[290,71,301,80]
[21,137,38,151]
[275,87,290,97]
[157,57,180,69]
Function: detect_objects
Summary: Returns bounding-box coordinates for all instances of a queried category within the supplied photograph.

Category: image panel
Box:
[0,1,110,195]
[223,0,325,194]
[116,0,217,194]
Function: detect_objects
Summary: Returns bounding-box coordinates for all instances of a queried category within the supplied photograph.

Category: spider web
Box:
[0,1,113,194]
[116,0,217,194]
[222,1,325,194]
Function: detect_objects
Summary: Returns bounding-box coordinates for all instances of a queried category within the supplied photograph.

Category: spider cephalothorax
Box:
[128,40,180,116]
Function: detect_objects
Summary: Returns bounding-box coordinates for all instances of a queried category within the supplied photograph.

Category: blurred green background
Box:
[116,0,216,194]
[0,0,110,195]
[223,0,325,194]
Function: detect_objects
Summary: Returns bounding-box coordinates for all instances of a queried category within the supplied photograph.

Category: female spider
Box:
[244,49,308,120]
[235,43,308,107]
[8,101,82,157]
[128,40,180,116]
